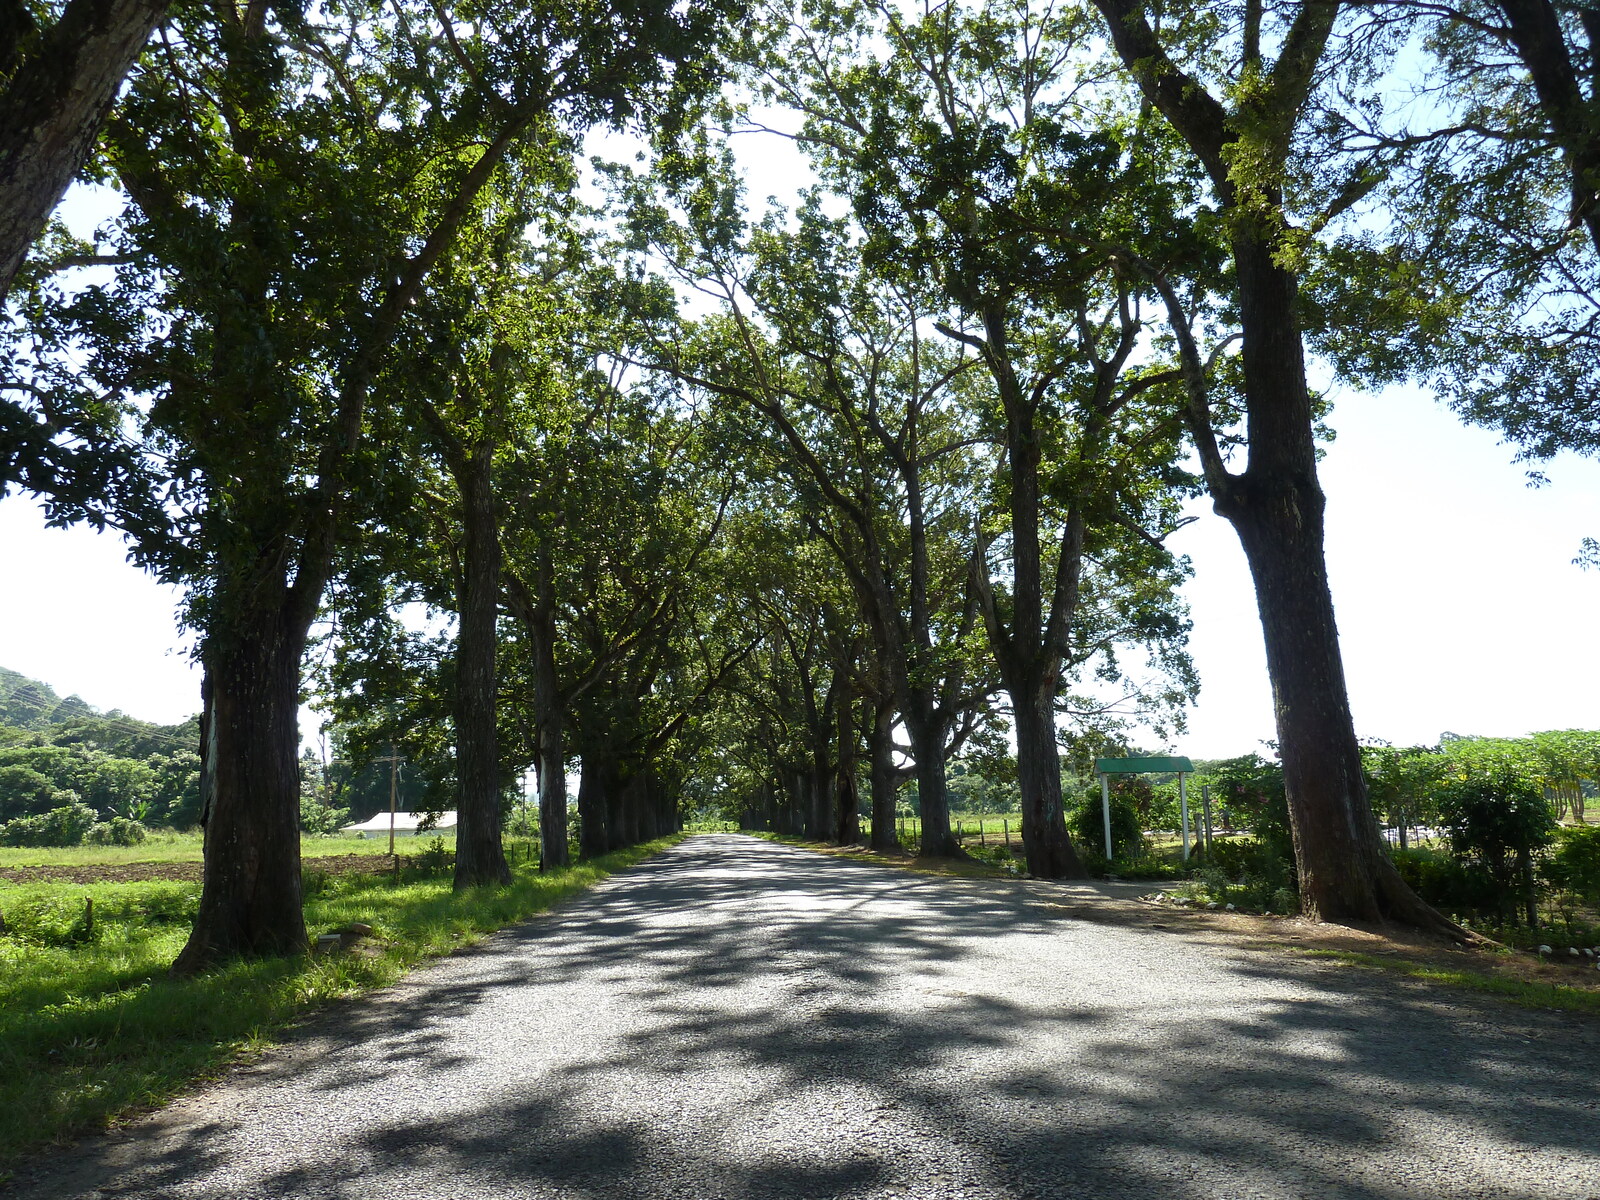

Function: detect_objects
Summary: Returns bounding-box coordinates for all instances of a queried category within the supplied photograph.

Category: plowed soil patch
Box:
[0,854,395,885]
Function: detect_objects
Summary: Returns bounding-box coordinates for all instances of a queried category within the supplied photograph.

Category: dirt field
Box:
[0,854,398,886]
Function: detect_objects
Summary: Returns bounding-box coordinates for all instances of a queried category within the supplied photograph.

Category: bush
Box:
[85,817,148,846]
[1203,836,1295,890]
[0,802,98,847]
[1436,770,1555,926]
[1200,755,1296,876]
[1544,824,1600,907]
[1390,845,1501,918]
[299,793,350,836]
[1069,791,1142,861]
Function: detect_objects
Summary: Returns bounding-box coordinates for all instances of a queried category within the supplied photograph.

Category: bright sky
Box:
[1164,383,1600,757]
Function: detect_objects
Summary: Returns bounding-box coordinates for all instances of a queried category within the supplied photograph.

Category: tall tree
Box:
[757,0,1198,877]
[12,0,738,969]
[1089,0,1456,927]
[626,175,989,856]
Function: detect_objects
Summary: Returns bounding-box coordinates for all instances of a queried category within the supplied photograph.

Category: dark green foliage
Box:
[85,816,148,845]
[1203,836,1294,892]
[1068,790,1142,861]
[1200,755,1295,876]
[0,667,200,826]
[1389,846,1504,921]
[1544,824,1600,907]
[1436,767,1556,926]
[0,801,98,846]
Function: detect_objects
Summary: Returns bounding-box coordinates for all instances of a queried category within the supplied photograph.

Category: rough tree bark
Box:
[0,0,169,305]
[171,576,312,972]
[576,754,610,858]
[449,436,510,889]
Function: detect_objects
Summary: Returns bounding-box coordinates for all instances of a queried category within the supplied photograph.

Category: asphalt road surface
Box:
[12,834,1600,1200]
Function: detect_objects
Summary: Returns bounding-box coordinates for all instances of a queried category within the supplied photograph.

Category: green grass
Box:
[0,831,458,868]
[1286,947,1600,1016]
[0,834,679,1170]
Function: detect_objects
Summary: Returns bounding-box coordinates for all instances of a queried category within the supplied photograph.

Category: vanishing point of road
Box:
[12,834,1600,1199]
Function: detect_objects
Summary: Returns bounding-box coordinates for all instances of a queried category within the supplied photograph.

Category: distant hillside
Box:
[0,667,198,754]
[0,667,202,827]
[0,666,86,730]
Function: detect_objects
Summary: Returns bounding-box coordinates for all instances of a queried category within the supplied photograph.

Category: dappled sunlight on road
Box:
[12,834,1599,1200]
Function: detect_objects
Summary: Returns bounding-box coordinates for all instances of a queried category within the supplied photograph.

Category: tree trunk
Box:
[867,696,899,851]
[1013,676,1085,877]
[0,0,170,305]
[576,755,609,858]
[907,713,957,857]
[1218,236,1455,931]
[1089,0,1463,937]
[613,770,643,848]
[809,755,832,841]
[452,442,510,890]
[531,553,568,870]
[1497,0,1600,256]
[172,601,308,973]
[977,303,1088,879]
[835,695,861,845]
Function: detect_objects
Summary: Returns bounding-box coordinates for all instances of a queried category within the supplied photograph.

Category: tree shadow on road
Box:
[14,834,1600,1200]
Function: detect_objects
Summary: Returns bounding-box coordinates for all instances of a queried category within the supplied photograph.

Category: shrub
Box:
[1069,791,1142,861]
[0,802,98,847]
[1435,769,1555,926]
[1544,824,1600,907]
[1203,836,1294,889]
[1390,845,1501,918]
[1201,755,1296,871]
[85,817,148,846]
[298,793,350,836]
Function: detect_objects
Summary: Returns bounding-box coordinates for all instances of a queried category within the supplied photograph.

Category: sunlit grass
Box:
[0,835,679,1170]
[1286,947,1600,1016]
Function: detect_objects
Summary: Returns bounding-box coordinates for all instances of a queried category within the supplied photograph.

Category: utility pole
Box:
[375,745,404,857]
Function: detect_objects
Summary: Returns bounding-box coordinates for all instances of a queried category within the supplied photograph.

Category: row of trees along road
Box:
[3,0,1599,967]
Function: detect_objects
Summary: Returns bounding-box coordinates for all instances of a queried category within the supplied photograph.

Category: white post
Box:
[1179,772,1190,862]
[1100,773,1113,859]
[388,745,398,857]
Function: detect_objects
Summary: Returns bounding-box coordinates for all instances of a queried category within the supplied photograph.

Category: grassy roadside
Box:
[746,830,1600,1018]
[1269,945,1600,1016]
[0,834,681,1171]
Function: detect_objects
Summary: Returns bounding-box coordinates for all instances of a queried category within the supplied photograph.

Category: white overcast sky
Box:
[3,127,1598,755]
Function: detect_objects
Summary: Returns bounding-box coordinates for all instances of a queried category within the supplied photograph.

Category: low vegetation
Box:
[0,835,679,1171]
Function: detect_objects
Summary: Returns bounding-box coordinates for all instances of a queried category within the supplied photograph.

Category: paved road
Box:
[13,835,1600,1200]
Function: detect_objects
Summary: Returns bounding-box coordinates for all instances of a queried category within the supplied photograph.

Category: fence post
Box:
[1201,785,1214,852]
[1004,819,1010,849]
[1179,772,1191,862]
[1101,773,1113,859]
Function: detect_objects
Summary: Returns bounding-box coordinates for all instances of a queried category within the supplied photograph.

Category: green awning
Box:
[1095,756,1194,774]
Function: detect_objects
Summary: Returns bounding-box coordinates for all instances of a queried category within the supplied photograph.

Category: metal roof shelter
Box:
[1094,756,1196,862]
